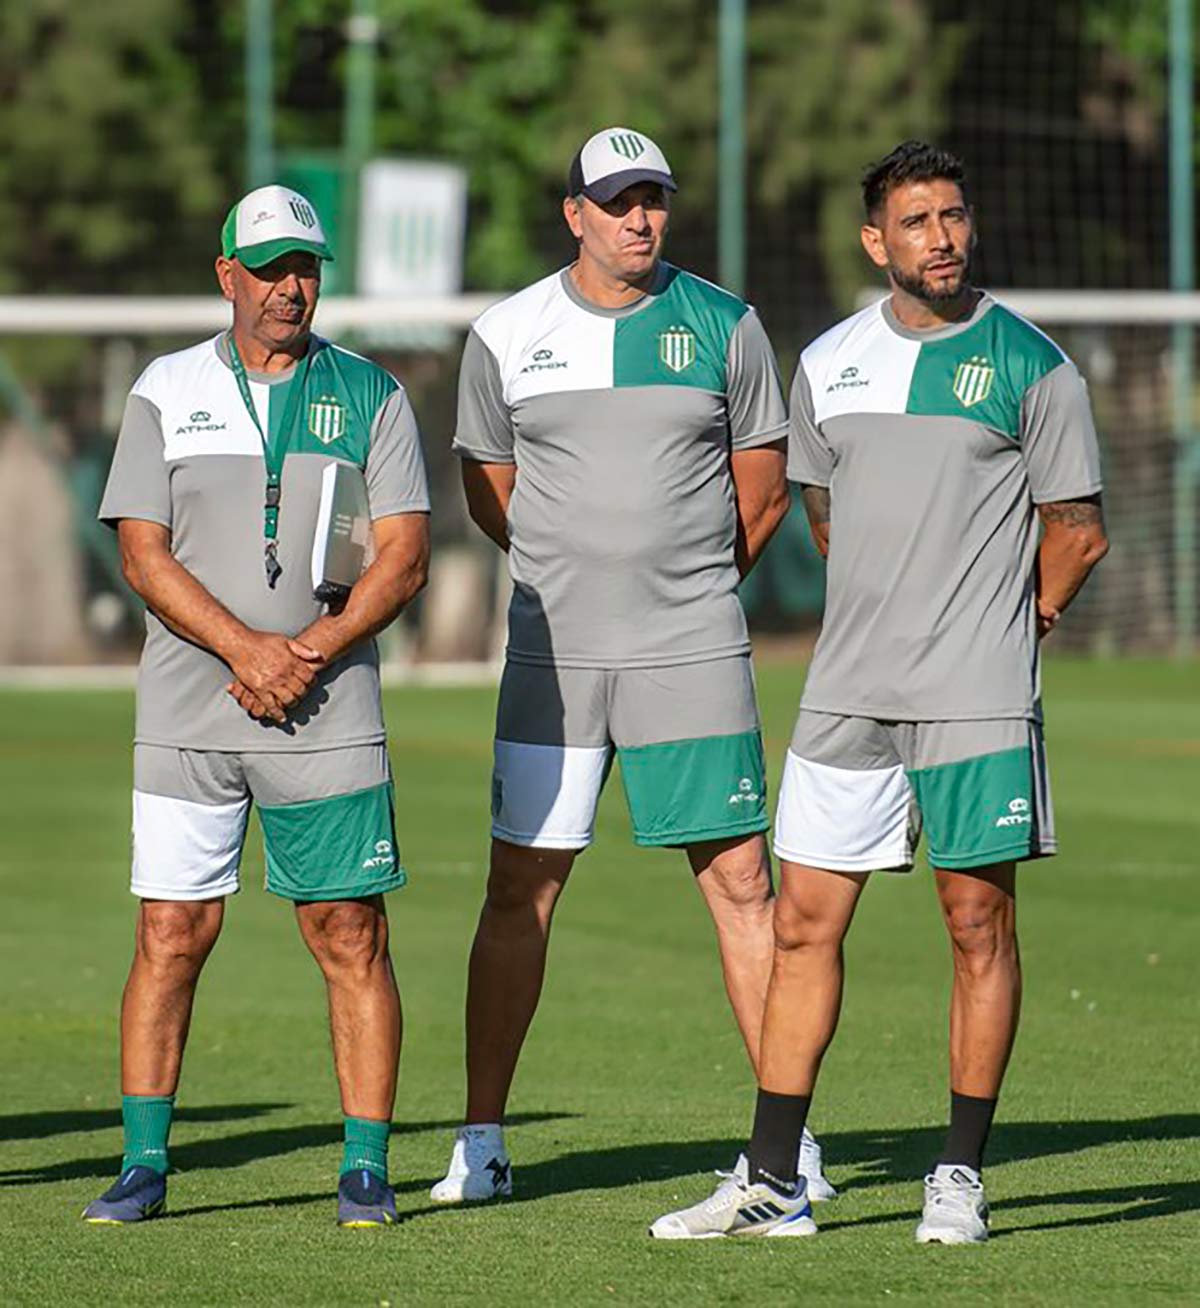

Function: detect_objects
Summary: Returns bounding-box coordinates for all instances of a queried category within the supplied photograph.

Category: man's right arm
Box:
[461,461,516,551]
[117,519,320,722]
[799,484,831,559]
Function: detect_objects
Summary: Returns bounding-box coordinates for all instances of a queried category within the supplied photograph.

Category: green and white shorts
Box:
[131,743,404,902]
[774,711,1055,872]
[491,656,768,850]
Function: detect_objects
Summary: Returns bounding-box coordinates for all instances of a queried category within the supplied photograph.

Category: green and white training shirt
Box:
[99,333,430,751]
[453,262,787,668]
[790,293,1103,722]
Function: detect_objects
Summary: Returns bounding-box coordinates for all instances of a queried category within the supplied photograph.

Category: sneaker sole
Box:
[429,1185,512,1205]
[338,1217,395,1229]
[916,1226,987,1245]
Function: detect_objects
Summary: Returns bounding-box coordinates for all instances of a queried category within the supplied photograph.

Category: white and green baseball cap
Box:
[568,127,677,204]
[220,184,334,268]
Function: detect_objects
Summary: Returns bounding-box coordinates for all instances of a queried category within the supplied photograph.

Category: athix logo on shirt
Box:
[728,777,760,806]
[659,325,696,372]
[174,410,228,435]
[362,839,395,870]
[520,347,567,374]
[826,365,870,393]
[995,797,1032,829]
[953,355,996,407]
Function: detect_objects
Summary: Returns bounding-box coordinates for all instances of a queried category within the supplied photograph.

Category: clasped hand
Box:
[225,630,325,722]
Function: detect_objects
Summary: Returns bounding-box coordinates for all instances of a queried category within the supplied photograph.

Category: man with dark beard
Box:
[650,141,1108,1243]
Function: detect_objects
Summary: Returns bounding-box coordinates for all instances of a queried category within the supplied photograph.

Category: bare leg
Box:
[121,899,224,1094]
[464,839,574,1123]
[757,863,868,1094]
[934,863,1021,1097]
[688,833,775,1075]
[296,895,401,1120]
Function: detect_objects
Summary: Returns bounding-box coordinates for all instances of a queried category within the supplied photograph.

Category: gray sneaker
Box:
[915,1164,989,1244]
[649,1168,816,1240]
[798,1127,837,1202]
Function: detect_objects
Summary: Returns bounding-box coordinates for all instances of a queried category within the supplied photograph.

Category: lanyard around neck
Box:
[227,333,314,587]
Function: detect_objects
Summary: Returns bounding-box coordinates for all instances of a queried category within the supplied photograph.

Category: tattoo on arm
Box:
[1038,493,1104,528]
[800,484,830,524]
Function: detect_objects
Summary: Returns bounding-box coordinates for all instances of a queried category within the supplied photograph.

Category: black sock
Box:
[747,1089,810,1192]
[937,1092,997,1173]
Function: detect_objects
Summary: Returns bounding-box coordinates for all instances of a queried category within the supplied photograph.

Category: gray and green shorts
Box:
[773,710,1055,872]
[491,656,768,849]
[130,743,404,902]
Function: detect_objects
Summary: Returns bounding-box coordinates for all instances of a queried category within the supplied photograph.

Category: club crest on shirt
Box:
[308,394,346,444]
[952,356,996,408]
[659,325,696,373]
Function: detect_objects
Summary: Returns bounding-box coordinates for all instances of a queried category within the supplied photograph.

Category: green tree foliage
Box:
[0,0,223,294]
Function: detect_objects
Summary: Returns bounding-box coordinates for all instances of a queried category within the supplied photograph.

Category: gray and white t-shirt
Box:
[789,293,1103,721]
[453,263,787,668]
[100,333,430,751]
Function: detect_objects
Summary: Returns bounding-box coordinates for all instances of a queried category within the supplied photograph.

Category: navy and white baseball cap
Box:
[568,127,677,204]
[220,184,334,268]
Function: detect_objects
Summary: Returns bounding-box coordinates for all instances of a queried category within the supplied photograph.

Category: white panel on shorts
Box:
[773,749,916,873]
[491,740,611,849]
[131,790,250,900]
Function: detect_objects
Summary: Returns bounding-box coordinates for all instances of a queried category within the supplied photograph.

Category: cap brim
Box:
[235,236,334,269]
[582,169,677,204]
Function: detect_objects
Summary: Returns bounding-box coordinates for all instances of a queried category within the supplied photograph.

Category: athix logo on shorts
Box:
[995,796,1032,829]
[953,355,996,407]
[728,777,760,806]
[308,395,345,444]
[610,132,645,161]
[362,839,395,871]
[826,364,870,393]
[175,409,228,435]
[520,347,567,374]
[659,325,696,373]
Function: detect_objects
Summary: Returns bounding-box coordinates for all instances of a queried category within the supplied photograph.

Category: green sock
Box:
[121,1094,175,1174]
[341,1115,390,1182]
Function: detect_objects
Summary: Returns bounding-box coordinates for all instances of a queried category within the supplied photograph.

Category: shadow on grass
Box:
[0,1110,573,1189]
[0,1104,291,1143]
[823,1114,1200,1194]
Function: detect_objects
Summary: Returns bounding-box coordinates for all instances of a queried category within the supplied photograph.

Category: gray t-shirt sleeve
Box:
[98,393,171,529]
[786,358,834,486]
[1020,361,1104,503]
[365,386,432,518]
[726,310,788,449]
[453,327,515,463]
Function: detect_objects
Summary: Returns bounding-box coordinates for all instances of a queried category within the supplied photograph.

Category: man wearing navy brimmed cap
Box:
[430,127,835,1206]
[84,184,431,1228]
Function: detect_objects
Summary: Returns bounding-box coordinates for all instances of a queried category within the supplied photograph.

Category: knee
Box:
[137,902,220,975]
[772,893,844,955]
[306,902,388,979]
[484,848,568,923]
[944,898,1016,976]
[704,851,772,915]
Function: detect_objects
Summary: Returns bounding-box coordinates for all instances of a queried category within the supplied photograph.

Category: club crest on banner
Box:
[659,325,696,373]
[952,356,995,408]
[308,395,345,444]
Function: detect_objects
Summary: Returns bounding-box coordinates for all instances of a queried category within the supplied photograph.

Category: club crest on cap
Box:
[610,132,645,161]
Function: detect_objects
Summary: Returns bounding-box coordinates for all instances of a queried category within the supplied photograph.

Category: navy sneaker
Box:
[337,1168,397,1228]
[82,1166,167,1224]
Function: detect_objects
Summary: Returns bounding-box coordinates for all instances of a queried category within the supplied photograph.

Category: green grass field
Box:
[1,657,1197,1304]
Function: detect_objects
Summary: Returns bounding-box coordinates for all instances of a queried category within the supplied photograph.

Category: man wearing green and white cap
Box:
[84,185,431,1228]
[431,128,834,1204]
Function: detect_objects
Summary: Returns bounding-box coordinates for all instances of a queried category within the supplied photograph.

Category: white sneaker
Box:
[798,1126,837,1202]
[429,1125,513,1204]
[915,1164,989,1244]
[649,1167,816,1240]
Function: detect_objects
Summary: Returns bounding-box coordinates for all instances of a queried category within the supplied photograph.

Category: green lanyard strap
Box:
[228,333,314,587]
